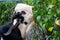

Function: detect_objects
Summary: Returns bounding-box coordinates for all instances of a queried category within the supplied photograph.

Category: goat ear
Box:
[32,6,34,8]
[30,6,34,9]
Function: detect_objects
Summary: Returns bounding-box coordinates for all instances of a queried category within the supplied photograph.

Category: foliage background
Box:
[0,0,60,40]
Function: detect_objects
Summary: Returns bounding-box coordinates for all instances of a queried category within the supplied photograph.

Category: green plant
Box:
[0,2,16,25]
[22,0,60,40]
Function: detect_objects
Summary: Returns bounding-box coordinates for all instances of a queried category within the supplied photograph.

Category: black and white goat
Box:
[0,3,35,40]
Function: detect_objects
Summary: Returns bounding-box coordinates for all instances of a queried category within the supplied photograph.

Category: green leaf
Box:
[37,16,41,22]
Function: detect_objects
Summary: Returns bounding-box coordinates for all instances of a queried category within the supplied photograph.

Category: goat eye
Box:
[24,22,28,25]
[21,11,26,14]
[17,12,20,14]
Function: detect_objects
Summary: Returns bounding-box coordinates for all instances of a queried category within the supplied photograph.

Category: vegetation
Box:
[0,0,60,40]
[0,2,16,25]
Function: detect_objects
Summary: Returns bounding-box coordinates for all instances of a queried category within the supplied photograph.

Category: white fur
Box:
[14,3,35,38]
[13,19,17,25]
[15,3,33,14]
[1,37,3,40]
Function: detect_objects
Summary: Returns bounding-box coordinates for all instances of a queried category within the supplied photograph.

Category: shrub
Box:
[0,2,16,25]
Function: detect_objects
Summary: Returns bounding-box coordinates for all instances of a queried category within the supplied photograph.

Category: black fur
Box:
[0,22,23,40]
[13,11,25,23]
[21,11,26,14]
[13,11,27,24]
